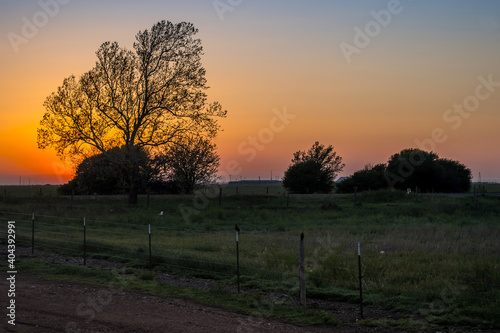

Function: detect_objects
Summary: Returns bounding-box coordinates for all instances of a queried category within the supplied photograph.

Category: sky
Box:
[0,0,499,185]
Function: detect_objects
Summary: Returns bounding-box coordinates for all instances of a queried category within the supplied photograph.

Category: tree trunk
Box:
[128,178,139,205]
[127,156,140,205]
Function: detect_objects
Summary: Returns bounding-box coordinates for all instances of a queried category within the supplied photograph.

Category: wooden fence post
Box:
[83,217,87,266]
[235,224,240,293]
[149,224,152,273]
[31,213,35,255]
[219,187,223,207]
[299,232,306,306]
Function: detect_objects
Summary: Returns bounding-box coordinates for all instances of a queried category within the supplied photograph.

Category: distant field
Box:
[1,181,497,198]
[1,186,499,329]
[470,182,500,193]
[0,185,60,197]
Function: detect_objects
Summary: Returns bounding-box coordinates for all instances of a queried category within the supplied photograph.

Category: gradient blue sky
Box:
[1,0,499,184]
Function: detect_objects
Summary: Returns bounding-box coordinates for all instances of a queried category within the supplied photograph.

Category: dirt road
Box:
[1,273,372,333]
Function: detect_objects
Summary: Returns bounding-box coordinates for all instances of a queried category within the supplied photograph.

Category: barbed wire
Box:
[1,211,498,308]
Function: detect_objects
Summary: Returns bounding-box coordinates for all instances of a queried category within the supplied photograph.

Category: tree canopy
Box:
[58,146,153,195]
[153,135,220,194]
[385,148,471,192]
[341,148,472,193]
[283,142,344,194]
[336,163,387,193]
[38,21,226,203]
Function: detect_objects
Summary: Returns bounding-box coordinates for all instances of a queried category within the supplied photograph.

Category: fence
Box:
[1,209,499,325]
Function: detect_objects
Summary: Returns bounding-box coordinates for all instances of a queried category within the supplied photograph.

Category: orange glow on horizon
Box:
[0,122,74,184]
[1,2,499,184]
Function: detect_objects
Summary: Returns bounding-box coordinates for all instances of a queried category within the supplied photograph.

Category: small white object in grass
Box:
[380,251,385,254]
[158,211,164,216]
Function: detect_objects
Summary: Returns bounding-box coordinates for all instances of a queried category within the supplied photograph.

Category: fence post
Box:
[83,217,87,266]
[287,188,290,207]
[358,242,363,319]
[219,187,223,207]
[149,224,152,273]
[299,232,306,306]
[235,224,240,293]
[31,213,35,255]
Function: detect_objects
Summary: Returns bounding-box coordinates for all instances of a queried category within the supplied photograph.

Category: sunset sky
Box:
[1,0,499,185]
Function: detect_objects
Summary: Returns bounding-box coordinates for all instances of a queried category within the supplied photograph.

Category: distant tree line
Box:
[60,142,472,196]
[337,148,472,193]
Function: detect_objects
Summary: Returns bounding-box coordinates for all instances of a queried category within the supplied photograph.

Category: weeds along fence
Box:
[1,210,499,325]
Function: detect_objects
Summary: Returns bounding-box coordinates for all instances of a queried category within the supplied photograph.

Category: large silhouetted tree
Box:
[385,148,471,192]
[283,142,344,194]
[37,21,226,204]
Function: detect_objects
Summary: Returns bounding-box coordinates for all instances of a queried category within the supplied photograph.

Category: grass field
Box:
[1,185,499,329]
[470,182,500,193]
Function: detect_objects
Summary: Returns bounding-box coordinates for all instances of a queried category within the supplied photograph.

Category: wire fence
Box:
[1,210,499,322]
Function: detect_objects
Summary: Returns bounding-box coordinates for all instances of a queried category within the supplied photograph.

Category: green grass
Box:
[470,182,500,193]
[1,186,499,329]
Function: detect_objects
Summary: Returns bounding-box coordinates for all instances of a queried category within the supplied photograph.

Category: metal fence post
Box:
[358,242,363,318]
[299,232,306,306]
[235,224,240,293]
